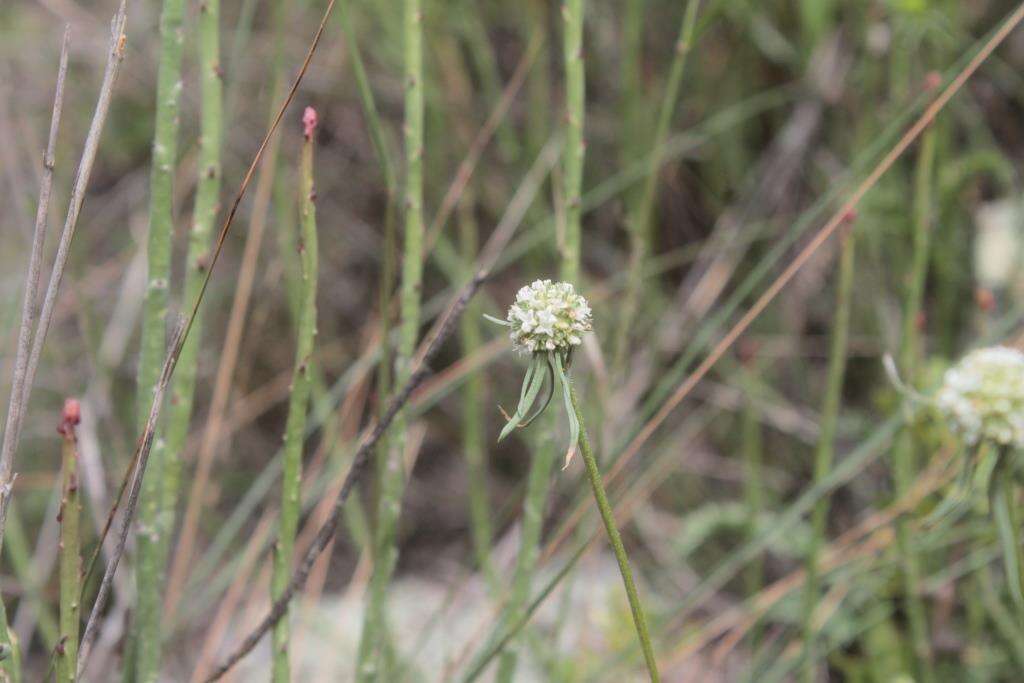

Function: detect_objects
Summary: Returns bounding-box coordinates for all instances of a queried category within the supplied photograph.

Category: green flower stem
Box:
[357,0,424,678]
[133,0,185,674]
[560,0,585,283]
[56,423,80,683]
[271,117,319,683]
[567,381,660,682]
[891,126,937,683]
[992,471,1024,620]
[800,229,855,681]
[613,0,700,376]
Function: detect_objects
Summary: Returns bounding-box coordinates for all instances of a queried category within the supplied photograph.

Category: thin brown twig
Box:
[0,25,71,546]
[202,136,562,682]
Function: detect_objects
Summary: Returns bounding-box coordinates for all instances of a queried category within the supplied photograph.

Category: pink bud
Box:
[58,398,81,437]
[303,106,318,139]
[924,71,941,92]
[62,398,81,426]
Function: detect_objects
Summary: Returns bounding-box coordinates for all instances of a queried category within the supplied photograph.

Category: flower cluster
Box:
[505,279,592,354]
[937,346,1024,449]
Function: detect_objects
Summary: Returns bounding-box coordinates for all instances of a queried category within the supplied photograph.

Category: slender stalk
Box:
[133,0,185,673]
[891,126,936,683]
[457,191,494,579]
[161,0,223,563]
[613,0,700,375]
[2,7,127,550]
[800,229,855,681]
[140,0,222,670]
[339,1,399,584]
[0,27,70,679]
[163,0,282,619]
[56,401,81,683]
[271,110,320,682]
[741,375,764,647]
[356,0,424,677]
[495,418,556,682]
[567,381,659,682]
[560,0,585,283]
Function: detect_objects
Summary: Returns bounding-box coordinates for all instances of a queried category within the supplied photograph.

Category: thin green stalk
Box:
[613,0,700,376]
[271,111,320,682]
[560,0,585,283]
[457,192,494,580]
[741,379,764,647]
[133,0,185,675]
[495,417,556,682]
[800,230,855,682]
[891,126,937,683]
[339,0,399,525]
[154,0,223,659]
[357,0,424,678]
[56,406,80,683]
[567,381,659,682]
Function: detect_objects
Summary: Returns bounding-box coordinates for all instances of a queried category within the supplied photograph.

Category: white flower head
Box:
[505,279,592,354]
[937,346,1024,449]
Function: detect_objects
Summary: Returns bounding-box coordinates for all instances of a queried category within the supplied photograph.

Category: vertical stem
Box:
[800,229,855,681]
[567,382,660,682]
[339,1,399,539]
[155,0,223,648]
[613,0,699,375]
[741,380,764,647]
[133,0,185,676]
[457,191,494,579]
[495,412,556,682]
[56,402,81,683]
[357,0,424,678]
[892,126,937,683]
[560,0,585,283]
[271,110,320,682]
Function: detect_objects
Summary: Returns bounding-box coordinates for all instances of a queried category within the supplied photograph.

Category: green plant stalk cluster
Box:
[800,230,855,681]
[133,0,185,676]
[56,428,80,683]
[568,381,660,682]
[613,0,700,376]
[271,121,319,683]
[560,0,585,283]
[357,0,424,678]
[149,0,223,666]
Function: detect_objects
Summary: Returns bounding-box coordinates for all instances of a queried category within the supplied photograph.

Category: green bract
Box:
[488,280,593,466]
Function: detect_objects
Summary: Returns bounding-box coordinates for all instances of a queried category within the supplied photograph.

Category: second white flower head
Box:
[937,345,1024,449]
[506,279,592,354]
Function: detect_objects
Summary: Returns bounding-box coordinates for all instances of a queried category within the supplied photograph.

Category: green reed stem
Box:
[560,0,585,283]
[56,419,80,683]
[892,126,937,683]
[357,0,424,678]
[457,192,494,580]
[271,116,320,683]
[613,0,700,376]
[567,381,659,681]
[800,229,855,682]
[133,0,185,675]
[495,415,556,682]
[148,0,224,665]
